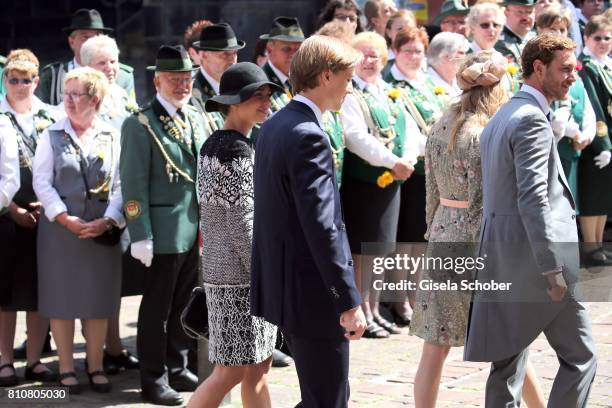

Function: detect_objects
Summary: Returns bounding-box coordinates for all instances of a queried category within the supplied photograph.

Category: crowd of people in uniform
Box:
[0,0,609,406]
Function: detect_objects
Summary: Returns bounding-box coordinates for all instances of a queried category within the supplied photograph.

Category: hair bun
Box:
[457,52,508,91]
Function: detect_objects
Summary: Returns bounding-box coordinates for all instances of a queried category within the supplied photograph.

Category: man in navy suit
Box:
[251,35,367,408]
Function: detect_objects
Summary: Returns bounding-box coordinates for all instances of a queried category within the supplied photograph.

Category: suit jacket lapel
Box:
[513,92,576,207]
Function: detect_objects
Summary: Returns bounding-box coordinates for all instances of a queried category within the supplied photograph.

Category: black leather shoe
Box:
[141,385,184,406]
[58,372,81,395]
[0,364,19,387]
[14,333,53,360]
[169,370,198,392]
[24,361,57,382]
[87,370,111,393]
[103,350,140,375]
[272,349,293,368]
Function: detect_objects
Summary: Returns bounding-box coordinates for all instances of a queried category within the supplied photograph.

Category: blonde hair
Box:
[352,31,388,65]
[467,2,506,30]
[448,50,509,152]
[80,34,120,66]
[5,49,39,77]
[64,67,109,112]
[316,20,355,44]
[290,35,362,93]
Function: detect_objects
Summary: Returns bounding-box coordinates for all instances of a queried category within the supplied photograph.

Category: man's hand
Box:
[131,239,154,267]
[391,160,414,181]
[340,306,367,340]
[56,212,87,235]
[545,273,567,302]
[9,204,37,228]
[594,150,611,169]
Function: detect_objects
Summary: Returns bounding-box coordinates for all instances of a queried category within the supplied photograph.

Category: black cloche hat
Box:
[62,9,113,34]
[259,16,305,42]
[205,62,284,112]
[146,45,199,72]
[192,23,246,51]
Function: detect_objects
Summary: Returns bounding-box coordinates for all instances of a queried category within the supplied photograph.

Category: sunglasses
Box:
[7,77,36,85]
[334,14,358,23]
[479,22,502,29]
[591,35,611,42]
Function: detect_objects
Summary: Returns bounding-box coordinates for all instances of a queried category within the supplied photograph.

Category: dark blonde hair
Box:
[448,50,509,152]
[385,9,417,46]
[65,67,109,112]
[5,49,39,77]
[316,20,355,43]
[535,5,571,31]
[584,14,612,38]
[521,33,575,78]
[290,35,361,93]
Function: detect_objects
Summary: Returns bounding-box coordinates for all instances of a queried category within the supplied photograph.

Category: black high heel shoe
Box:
[0,363,19,387]
[389,307,412,327]
[58,372,81,394]
[87,370,111,393]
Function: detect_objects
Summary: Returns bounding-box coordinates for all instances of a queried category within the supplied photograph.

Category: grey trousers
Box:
[486,300,597,408]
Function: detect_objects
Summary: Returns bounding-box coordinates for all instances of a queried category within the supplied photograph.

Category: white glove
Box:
[565,118,580,139]
[551,106,571,141]
[594,150,611,169]
[131,239,154,267]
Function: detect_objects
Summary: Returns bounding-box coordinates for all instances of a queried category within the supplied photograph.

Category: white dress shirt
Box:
[292,94,323,128]
[427,66,461,98]
[521,84,551,117]
[200,67,220,95]
[340,75,425,168]
[0,96,62,136]
[0,115,20,208]
[32,117,125,226]
[268,60,289,86]
[156,93,179,117]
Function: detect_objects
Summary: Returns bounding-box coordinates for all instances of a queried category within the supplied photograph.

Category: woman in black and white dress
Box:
[188,62,281,408]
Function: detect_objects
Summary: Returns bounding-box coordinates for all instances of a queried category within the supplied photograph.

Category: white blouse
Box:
[0,115,20,208]
[32,116,125,226]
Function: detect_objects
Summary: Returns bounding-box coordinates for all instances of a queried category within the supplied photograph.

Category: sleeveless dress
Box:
[198,129,276,365]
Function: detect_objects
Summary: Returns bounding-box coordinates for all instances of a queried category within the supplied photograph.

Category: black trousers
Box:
[284,332,350,408]
[137,244,198,389]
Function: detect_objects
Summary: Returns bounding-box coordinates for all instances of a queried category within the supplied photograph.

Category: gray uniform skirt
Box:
[37,216,121,320]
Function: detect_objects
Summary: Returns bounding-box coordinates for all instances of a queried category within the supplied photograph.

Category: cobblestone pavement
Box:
[5,268,612,407]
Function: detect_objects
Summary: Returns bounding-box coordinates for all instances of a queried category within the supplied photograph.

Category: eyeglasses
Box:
[508,8,534,16]
[63,91,91,101]
[362,54,381,62]
[166,77,194,86]
[399,48,424,56]
[591,35,611,42]
[334,14,358,23]
[479,22,502,30]
[7,77,36,85]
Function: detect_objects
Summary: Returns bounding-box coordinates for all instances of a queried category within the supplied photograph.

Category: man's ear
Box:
[533,59,545,77]
[320,69,332,86]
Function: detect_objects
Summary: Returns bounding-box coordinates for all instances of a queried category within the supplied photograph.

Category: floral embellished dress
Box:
[198,129,277,365]
[409,112,483,346]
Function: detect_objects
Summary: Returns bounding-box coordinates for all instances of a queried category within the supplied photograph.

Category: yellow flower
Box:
[377,171,394,188]
[126,102,139,113]
[507,63,519,76]
[97,151,106,161]
[433,86,446,95]
[388,88,402,100]
[35,119,52,131]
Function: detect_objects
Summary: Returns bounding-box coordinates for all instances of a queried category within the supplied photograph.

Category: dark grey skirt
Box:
[341,177,401,254]
[37,216,121,320]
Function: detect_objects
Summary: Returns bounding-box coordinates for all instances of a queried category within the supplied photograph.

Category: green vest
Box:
[578,53,612,153]
[120,99,206,254]
[263,62,292,113]
[189,70,224,138]
[553,79,586,162]
[383,71,444,175]
[322,111,345,186]
[0,55,6,98]
[343,81,407,185]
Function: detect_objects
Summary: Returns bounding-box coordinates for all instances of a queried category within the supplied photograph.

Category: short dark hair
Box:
[317,0,363,33]
[521,33,575,78]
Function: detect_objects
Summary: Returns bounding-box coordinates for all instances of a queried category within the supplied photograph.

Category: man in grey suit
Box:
[465,34,597,407]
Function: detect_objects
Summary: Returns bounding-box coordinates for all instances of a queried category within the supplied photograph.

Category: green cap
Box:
[433,0,469,26]
[259,17,305,42]
[146,45,199,72]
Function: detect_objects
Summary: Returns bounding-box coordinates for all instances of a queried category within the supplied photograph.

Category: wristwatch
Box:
[103,216,116,231]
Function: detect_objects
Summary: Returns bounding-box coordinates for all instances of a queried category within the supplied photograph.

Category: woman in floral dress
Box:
[410,51,545,408]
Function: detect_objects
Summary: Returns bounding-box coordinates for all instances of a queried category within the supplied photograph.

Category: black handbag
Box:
[180,287,209,340]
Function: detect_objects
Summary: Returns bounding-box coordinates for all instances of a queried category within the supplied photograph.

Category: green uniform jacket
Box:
[262,62,292,113]
[577,53,612,216]
[37,61,135,105]
[494,26,529,65]
[189,69,224,138]
[120,98,206,254]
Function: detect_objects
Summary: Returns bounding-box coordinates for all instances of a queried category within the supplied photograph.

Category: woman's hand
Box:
[56,212,87,235]
[78,218,112,239]
[9,203,37,228]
